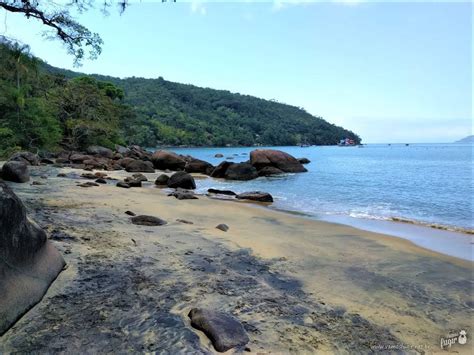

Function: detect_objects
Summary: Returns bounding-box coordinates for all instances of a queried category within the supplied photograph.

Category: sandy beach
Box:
[0,166,472,354]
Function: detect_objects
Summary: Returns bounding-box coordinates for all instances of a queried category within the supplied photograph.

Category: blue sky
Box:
[0,1,471,143]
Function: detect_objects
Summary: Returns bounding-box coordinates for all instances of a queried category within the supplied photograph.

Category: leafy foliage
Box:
[0,39,360,157]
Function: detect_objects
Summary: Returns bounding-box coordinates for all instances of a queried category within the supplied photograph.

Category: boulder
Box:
[9,151,39,166]
[185,158,214,175]
[125,160,154,173]
[224,163,258,181]
[1,161,30,183]
[250,149,307,173]
[257,166,284,177]
[70,154,93,163]
[131,215,167,226]
[151,150,186,171]
[236,191,274,203]
[0,181,65,335]
[115,144,130,155]
[155,174,170,186]
[210,161,234,178]
[207,188,237,196]
[86,145,113,158]
[188,308,249,352]
[298,157,311,164]
[117,157,136,169]
[167,172,196,190]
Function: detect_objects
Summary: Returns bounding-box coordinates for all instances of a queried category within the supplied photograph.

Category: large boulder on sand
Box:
[1,161,30,183]
[125,160,154,173]
[250,149,307,173]
[167,171,196,189]
[188,308,249,352]
[9,151,39,166]
[0,181,65,335]
[224,163,258,181]
[151,150,186,171]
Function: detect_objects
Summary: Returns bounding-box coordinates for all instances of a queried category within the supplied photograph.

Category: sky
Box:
[0,0,472,143]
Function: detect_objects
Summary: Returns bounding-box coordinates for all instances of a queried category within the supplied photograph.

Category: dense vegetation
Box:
[0,38,360,156]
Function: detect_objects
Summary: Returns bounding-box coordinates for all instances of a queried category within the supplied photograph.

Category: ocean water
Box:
[168,144,473,232]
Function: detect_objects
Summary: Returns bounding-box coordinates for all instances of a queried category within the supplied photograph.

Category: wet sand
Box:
[0,167,472,354]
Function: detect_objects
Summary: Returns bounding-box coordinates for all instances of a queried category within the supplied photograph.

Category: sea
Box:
[166,143,473,260]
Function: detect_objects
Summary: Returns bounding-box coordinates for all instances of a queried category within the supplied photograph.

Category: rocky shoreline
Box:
[0,150,472,353]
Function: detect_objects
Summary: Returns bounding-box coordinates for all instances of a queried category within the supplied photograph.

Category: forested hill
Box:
[42,63,360,147]
[0,38,359,156]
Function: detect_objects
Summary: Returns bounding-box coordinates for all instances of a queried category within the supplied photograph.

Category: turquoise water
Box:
[168,144,473,232]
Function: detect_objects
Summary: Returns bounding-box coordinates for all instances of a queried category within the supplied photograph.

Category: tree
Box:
[0,1,175,65]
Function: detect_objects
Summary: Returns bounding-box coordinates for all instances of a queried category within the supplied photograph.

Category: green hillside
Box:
[0,38,360,156]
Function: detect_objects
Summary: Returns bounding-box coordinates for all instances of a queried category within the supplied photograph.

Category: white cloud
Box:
[190,1,207,15]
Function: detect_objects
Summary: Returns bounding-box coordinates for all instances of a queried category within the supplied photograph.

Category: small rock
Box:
[131,173,148,182]
[131,215,167,226]
[168,189,198,200]
[298,157,311,164]
[127,180,142,188]
[155,174,170,186]
[207,188,236,196]
[116,181,131,188]
[78,182,100,187]
[188,308,249,352]
[125,211,136,216]
[57,173,67,178]
[216,224,229,232]
[81,173,97,179]
[95,178,107,184]
[176,219,194,224]
[215,153,224,158]
[31,181,45,186]
[236,191,273,203]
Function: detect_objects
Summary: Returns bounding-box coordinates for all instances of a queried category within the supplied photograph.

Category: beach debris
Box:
[131,238,137,246]
[1,161,30,183]
[151,150,186,170]
[168,188,198,200]
[236,191,273,203]
[207,188,236,196]
[125,211,136,216]
[167,171,196,190]
[176,219,194,224]
[116,181,131,188]
[188,308,249,352]
[216,224,229,232]
[155,174,170,186]
[131,215,167,226]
